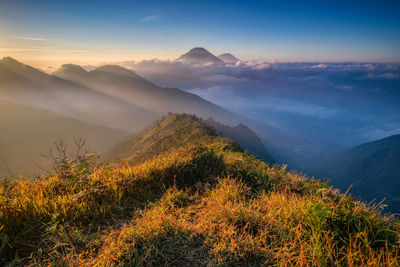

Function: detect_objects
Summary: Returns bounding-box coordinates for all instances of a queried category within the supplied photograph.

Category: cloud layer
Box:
[122,59,400,145]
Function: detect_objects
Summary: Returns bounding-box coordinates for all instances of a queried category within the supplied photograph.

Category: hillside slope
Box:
[0,99,126,178]
[319,134,400,212]
[103,113,222,163]
[104,114,274,165]
[0,114,399,266]
[204,117,274,163]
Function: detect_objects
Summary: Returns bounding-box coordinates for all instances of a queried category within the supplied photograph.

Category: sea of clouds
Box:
[111,58,399,147]
[60,57,399,148]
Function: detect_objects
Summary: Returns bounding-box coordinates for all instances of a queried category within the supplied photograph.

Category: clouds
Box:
[113,58,400,105]
[112,58,400,146]
[13,36,46,41]
[310,63,327,68]
[38,55,400,149]
[366,72,400,79]
[119,59,398,95]
[110,58,400,99]
[140,14,161,23]
[140,10,163,23]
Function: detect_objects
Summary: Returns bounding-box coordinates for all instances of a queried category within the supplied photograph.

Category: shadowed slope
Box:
[320,134,400,212]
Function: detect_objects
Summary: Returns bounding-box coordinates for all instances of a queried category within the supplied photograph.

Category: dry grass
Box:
[0,114,399,266]
[87,177,399,266]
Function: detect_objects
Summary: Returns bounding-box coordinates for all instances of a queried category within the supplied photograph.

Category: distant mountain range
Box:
[0,56,240,133]
[179,47,239,65]
[53,62,238,128]
[0,57,156,132]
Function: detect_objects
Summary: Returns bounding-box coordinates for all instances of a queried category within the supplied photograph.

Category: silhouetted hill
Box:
[217,53,239,63]
[0,99,126,178]
[320,134,400,212]
[178,47,222,64]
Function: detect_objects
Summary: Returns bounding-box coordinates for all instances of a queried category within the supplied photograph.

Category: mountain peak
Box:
[94,65,145,80]
[178,47,222,64]
[188,47,212,53]
[218,53,239,63]
[0,56,23,66]
[54,64,88,75]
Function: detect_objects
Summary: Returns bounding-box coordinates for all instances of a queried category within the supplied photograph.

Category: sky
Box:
[0,0,399,67]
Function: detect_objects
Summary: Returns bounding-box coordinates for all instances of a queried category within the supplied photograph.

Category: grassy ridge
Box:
[0,114,399,266]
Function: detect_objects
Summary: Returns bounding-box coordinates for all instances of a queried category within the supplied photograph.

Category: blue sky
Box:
[0,0,399,66]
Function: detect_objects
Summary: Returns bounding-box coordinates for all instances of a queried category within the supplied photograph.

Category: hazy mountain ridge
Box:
[0,57,159,132]
[0,56,247,133]
[53,60,242,126]
[0,99,125,178]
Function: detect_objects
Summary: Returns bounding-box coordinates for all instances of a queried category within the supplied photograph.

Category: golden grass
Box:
[0,114,399,266]
[87,177,399,266]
